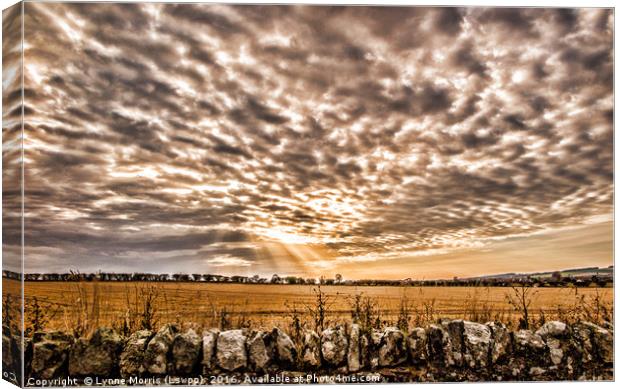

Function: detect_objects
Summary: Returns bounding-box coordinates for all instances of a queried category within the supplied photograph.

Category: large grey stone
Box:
[301,330,321,369]
[579,322,613,363]
[548,341,564,366]
[144,324,178,375]
[368,329,383,369]
[201,329,219,373]
[119,330,152,378]
[347,324,361,372]
[247,331,270,371]
[462,321,492,368]
[321,326,348,367]
[69,328,123,376]
[514,330,546,355]
[172,329,201,375]
[370,328,383,346]
[216,330,247,371]
[536,321,568,339]
[486,321,511,364]
[444,320,465,366]
[572,322,595,362]
[407,327,427,364]
[31,332,73,379]
[536,321,569,366]
[427,324,453,366]
[273,328,297,366]
[378,327,408,367]
[359,332,370,370]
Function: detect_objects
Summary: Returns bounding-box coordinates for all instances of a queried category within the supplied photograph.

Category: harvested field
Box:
[2,279,613,335]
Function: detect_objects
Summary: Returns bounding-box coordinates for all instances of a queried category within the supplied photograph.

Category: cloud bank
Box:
[4,4,613,277]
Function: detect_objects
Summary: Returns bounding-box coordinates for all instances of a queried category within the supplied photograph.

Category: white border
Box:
[0,1,616,389]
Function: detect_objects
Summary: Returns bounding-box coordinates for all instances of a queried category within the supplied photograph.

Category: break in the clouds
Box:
[3,4,613,278]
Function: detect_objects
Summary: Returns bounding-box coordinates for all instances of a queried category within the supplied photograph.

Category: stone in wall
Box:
[359,331,370,370]
[119,330,152,378]
[536,321,569,366]
[31,331,73,379]
[572,322,595,363]
[407,327,427,364]
[271,327,297,367]
[321,326,348,367]
[591,323,613,364]
[69,328,123,376]
[301,329,321,369]
[486,321,512,364]
[347,324,361,372]
[247,330,270,371]
[462,321,492,368]
[513,328,547,372]
[216,329,247,371]
[144,324,178,375]
[514,329,546,355]
[427,324,452,366]
[576,322,613,364]
[377,327,408,367]
[2,326,31,381]
[259,327,297,369]
[201,329,219,374]
[368,328,383,369]
[536,320,569,339]
[528,366,547,378]
[172,329,201,375]
[444,319,465,366]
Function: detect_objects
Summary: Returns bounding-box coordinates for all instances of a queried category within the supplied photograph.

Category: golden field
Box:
[2,279,613,335]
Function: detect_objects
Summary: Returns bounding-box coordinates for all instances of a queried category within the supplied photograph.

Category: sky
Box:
[2,4,614,279]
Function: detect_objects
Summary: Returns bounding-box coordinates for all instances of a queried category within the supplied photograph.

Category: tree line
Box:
[2,270,612,287]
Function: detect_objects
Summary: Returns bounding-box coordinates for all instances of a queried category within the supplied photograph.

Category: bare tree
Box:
[306,285,333,333]
[506,283,538,329]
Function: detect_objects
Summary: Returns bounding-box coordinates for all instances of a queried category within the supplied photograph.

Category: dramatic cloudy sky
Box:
[3,3,613,278]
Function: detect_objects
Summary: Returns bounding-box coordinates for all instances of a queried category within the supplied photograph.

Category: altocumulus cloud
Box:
[2,4,612,277]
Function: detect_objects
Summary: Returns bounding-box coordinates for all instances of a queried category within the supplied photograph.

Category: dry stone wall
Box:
[3,319,614,385]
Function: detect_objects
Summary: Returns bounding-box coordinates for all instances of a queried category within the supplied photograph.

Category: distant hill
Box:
[467,265,613,281]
